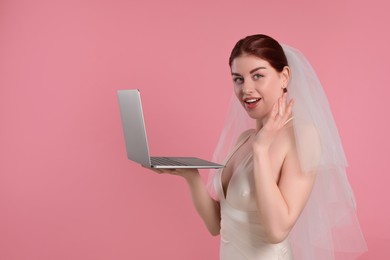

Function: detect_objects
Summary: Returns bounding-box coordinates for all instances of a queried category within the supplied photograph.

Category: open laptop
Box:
[117,89,224,169]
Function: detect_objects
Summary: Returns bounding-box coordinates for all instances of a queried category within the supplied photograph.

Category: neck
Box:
[256,115,294,132]
[256,119,263,132]
[256,113,270,131]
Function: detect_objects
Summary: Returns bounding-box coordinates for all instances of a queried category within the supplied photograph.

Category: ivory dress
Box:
[216,130,294,260]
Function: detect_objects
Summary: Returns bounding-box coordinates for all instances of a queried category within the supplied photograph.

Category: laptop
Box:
[117,89,224,169]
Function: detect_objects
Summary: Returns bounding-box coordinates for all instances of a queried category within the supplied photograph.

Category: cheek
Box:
[259,88,279,108]
[262,80,281,98]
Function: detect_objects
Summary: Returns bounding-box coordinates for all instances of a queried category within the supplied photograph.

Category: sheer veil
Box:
[207,44,367,259]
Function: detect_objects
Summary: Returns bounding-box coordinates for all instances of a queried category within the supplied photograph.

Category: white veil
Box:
[208,44,367,259]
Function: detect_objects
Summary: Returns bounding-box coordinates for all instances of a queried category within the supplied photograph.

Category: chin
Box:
[246,110,264,120]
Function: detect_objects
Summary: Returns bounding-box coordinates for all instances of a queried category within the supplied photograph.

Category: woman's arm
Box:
[252,137,317,243]
[153,168,221,236]
[183,171,221,236]
[252,93,320,243]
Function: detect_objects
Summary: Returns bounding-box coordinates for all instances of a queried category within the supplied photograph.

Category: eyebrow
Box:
[231,66,266,76]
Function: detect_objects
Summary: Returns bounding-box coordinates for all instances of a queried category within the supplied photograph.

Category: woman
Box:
[152,34,366,259]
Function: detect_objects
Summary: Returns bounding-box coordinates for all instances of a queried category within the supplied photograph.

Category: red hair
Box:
[229,34,288,72]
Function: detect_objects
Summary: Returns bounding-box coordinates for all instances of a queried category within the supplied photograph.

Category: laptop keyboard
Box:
[151,157,188,166]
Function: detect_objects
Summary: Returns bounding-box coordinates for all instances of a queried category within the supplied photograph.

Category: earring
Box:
[283,88,287,93]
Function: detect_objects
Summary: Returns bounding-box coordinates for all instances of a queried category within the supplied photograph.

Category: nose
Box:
[242,80,255,94]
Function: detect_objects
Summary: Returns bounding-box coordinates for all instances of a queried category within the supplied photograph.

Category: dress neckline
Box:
[219,130,254,200]
[218,117,294,201]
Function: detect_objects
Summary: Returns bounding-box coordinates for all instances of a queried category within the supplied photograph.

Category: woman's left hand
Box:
[149,168,200,182]
[253,93,294,151]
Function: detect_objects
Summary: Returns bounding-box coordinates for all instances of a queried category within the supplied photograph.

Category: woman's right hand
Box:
[253,92,294,152]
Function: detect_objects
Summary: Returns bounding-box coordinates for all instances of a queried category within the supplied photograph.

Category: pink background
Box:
[1,0,388,259]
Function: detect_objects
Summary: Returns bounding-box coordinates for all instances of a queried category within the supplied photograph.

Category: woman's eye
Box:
[252,74,263,80]
[233,77,244,84]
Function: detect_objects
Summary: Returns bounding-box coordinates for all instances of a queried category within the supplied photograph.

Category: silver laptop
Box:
[117,89,224,169]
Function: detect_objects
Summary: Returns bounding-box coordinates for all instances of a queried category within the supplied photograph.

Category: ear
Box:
[280,66,290,87]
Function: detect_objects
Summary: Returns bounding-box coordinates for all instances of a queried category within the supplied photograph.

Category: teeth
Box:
[245,98,260,103]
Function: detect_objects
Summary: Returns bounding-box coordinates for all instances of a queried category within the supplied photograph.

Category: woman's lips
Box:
[244,98,262,109]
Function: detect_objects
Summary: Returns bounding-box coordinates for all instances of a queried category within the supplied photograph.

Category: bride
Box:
[150,34,367,260]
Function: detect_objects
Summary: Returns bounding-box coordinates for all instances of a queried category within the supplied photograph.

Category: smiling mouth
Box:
[244,98,262,104]
[243,98,262,109]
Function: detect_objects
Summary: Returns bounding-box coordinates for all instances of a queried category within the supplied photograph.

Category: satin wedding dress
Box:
[216,130,294,260]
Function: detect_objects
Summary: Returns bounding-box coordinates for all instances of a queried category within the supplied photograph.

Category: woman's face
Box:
[230,54,289,120]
